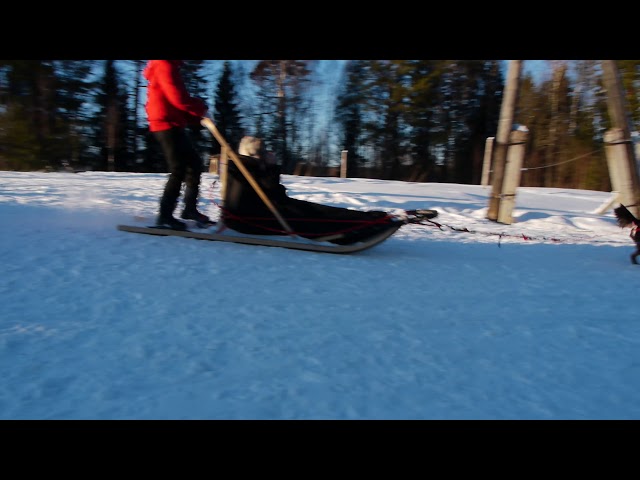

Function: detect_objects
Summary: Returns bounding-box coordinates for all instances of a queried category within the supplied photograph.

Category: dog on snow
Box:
[614,204,640,265]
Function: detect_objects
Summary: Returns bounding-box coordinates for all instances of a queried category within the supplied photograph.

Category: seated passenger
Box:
[221,136,399,245]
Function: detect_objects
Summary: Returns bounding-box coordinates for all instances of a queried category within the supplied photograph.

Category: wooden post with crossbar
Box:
[604,128,640,216]
[497,128,529,224]
[487,60,522,221]
[601,61,640,218]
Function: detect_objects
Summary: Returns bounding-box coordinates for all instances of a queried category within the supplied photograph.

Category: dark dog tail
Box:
[614,204,640,228]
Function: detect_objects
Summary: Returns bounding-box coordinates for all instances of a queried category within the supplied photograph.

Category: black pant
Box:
[153,127,203,218]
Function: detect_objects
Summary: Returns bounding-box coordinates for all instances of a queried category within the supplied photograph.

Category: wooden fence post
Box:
[601,61,640,217]
[341,150,348,178]
[497,128,528,224]
[487,60,522,221]
[604,128,639,216]
[481,137,494,186]
[218,146,228,206]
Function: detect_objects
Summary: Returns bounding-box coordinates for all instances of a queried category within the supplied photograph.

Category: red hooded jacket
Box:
[143,60,208,132]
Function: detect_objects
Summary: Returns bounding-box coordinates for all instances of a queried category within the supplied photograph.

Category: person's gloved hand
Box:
[195,97,208,113]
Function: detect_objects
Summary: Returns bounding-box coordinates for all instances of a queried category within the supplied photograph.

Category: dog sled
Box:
[118,118,437,254]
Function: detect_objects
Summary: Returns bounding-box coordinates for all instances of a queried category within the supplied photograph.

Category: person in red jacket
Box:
[143,60,211,230]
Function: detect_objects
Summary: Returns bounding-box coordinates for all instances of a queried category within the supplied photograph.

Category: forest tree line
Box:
[1,60,639,192]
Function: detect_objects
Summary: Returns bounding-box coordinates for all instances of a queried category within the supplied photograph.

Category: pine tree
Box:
[213,61,244,154]
[334,60,367,177]
[95,60,131,171]
[250,60,313,173]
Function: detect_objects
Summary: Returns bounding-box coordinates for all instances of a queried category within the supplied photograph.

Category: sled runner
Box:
[116,222,403,254]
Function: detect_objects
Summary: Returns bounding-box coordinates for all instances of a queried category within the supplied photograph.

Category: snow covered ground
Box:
[0,170,638,419]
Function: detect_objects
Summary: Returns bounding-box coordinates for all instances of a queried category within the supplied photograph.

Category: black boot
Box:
[181,208,211,224]
[157,195,187,231]
[156,215,187,230]
[182,185,211,224]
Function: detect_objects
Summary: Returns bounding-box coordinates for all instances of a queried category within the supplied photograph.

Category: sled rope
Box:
[415,217,632,246]
[417,218,562,246]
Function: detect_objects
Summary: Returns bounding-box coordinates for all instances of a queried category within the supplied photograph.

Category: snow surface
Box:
[0,170,638,420]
